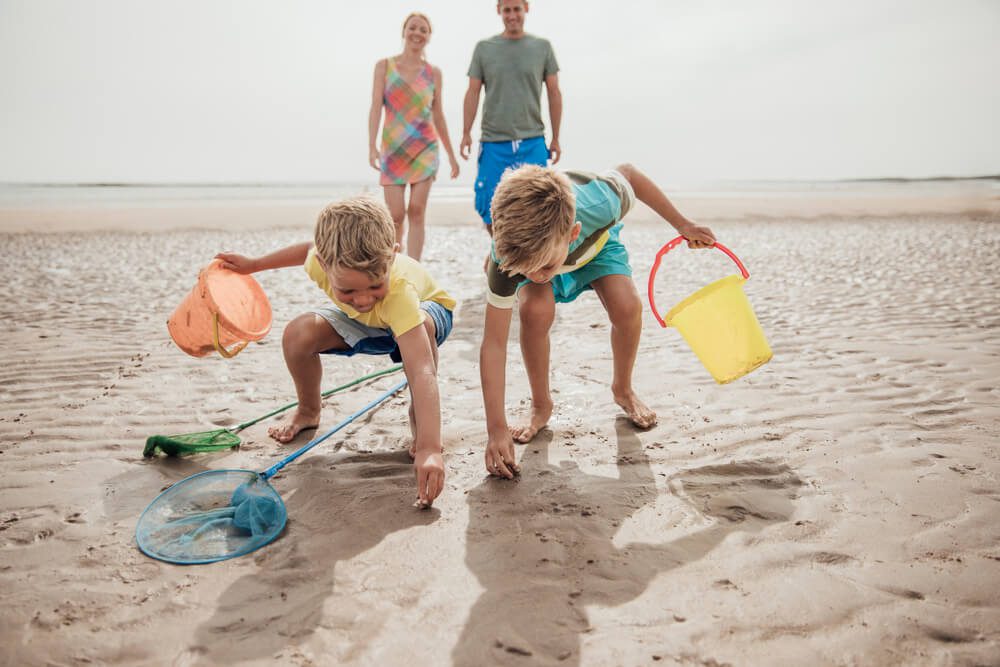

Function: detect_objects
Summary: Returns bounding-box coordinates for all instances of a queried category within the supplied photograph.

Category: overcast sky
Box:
[1,0,998,184]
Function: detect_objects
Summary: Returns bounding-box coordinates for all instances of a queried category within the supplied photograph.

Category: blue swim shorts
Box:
[474,136,550,225]
[518,224,632,304]
[313,301,453,363]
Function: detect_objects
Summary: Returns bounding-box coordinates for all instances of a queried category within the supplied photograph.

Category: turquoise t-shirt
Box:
[486,170,636,308]
[468,34,559,142]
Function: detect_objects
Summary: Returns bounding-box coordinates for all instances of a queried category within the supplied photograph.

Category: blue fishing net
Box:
[135,469,287,564]
[136,378,409,565]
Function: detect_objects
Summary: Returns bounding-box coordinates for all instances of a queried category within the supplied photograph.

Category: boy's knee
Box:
[609,291,642,324]
[282,317,309,347]
[282,315,324,355]
[519,294,555,327]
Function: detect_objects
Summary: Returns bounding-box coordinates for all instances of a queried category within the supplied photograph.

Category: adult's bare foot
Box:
[267,408,320,443]
[509,400,553,443]
[614,390,658,429]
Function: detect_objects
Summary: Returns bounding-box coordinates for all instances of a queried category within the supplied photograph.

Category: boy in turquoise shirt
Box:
[481,164,716,478]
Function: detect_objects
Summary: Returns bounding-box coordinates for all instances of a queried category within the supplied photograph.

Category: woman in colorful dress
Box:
[368,12,459,261]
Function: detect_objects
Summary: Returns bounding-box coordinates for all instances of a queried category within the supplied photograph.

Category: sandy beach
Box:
[1,185,999,666]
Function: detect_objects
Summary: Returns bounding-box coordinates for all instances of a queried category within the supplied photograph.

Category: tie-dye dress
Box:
[379,57,439,186]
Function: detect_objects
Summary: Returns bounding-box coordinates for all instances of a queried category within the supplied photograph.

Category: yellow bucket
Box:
[647,237,772,384]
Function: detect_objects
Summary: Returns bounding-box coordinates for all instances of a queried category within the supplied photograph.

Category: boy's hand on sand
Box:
[413,448,445,509]
[214,252,257,274]
[680,223,717,249]
[485,433,520,479]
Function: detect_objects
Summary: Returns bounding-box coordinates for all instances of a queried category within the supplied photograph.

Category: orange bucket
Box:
[167,260,272,358]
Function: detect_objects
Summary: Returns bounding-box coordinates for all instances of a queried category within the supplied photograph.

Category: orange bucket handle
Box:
[647,235,750,328]
[167,259,272,358]
[204,260,272,342]
[212,312,250,359]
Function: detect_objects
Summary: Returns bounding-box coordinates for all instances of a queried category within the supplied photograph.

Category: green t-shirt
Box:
[468,33,559,142]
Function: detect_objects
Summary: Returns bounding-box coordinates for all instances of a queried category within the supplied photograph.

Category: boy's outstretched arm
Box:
[480,303,520,479]
[395,325,445,507]
[615,163,716,248]
[215,242,313,274]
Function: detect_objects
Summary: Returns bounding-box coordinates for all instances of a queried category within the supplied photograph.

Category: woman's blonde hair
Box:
[491,165,576,274]
[402,12,432,37]
[313,198,396,279]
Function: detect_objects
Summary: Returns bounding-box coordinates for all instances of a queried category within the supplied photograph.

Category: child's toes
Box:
[268,425,291,443]
[630,409,657,429]
[510,426,534,443]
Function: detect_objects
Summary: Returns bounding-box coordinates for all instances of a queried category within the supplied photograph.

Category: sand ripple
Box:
[1,211,999,665]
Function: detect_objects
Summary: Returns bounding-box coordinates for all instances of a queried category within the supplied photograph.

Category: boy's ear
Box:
[392,243,401,254]
[570,222,582,242]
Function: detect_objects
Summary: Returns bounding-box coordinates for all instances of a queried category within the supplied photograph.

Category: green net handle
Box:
[261,378,409,480]
[234,365,403,431]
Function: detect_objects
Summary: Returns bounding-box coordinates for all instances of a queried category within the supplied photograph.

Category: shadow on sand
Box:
[183,449,438,664]
[453,421,802,666]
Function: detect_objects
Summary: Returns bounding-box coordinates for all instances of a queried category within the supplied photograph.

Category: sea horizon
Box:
[1,175,998,209]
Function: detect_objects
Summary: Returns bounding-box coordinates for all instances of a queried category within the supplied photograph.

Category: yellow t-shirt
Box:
[304,249,457,336]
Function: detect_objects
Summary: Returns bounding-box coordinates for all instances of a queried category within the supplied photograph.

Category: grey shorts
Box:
[312,301,453,363]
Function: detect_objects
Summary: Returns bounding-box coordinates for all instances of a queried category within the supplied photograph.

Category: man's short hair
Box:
[313,197,396,279]
[491,165,575,274]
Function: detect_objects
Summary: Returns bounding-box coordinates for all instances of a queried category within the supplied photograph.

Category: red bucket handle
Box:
[646,236,750,328]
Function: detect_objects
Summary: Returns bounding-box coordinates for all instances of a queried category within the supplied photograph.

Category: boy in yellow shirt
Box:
[216,197,455,507]
[480,164,716,478]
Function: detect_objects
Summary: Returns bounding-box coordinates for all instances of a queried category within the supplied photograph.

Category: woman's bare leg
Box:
[383,184,407,249]
[406,179,433,260]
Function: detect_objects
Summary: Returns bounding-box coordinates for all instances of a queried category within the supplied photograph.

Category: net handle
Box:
[261,378,409,480]
[233,364,404,432]
[646,235,749,328]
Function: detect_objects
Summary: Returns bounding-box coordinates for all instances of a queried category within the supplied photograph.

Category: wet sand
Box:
[1,189,999,665]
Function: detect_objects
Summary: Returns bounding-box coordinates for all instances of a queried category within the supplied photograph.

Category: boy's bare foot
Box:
[614,391,658,429]
[510,401,553,443]
[267,408,320,443]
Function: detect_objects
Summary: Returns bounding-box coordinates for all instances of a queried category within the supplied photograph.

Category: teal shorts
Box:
[519,224,632,303]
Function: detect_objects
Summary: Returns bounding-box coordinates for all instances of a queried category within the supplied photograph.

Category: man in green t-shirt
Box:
[459,0,563,232]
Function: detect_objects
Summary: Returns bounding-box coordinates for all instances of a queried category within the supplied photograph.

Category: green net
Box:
[143,430,241,457]
[143,365,402,457]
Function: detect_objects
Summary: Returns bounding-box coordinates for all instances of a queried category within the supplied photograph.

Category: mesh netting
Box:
[143,429,242,457]
[135,469,286,564]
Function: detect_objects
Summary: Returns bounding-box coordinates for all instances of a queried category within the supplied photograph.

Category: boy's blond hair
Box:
[491,165,576,274]
[313,197,396,279]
